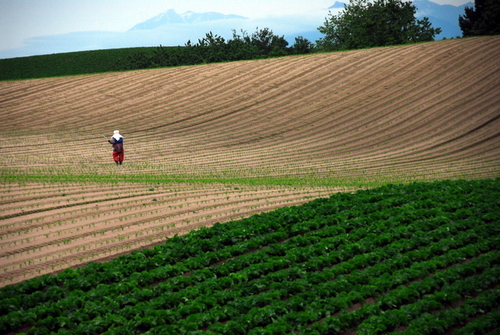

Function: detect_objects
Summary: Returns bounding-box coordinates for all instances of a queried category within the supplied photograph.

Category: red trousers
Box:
[113,151,124,162]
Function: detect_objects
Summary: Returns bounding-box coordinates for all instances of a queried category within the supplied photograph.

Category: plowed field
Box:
[0,36,499,287]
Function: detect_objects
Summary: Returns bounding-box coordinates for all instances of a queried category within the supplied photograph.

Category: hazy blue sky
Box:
[0,0,472,59]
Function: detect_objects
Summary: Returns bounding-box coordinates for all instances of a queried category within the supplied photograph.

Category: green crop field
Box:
[0,47,160,80]
[1,179,499,334]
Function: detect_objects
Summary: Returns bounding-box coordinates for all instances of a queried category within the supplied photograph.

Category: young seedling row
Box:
[0,182,345,286]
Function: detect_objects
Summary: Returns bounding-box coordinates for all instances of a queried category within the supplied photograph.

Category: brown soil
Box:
[0,36,499,287]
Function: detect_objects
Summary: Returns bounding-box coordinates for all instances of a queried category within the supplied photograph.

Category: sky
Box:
[0,0,472,59]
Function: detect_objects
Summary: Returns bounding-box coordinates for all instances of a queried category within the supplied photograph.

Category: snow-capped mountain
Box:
[129,9,247,31]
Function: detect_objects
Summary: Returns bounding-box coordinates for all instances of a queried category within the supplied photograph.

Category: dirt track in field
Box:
[0,36,499,286]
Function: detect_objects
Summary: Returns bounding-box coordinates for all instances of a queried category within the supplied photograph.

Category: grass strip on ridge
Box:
[0,168,462,189]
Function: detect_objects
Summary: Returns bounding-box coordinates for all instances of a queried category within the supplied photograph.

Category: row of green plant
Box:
[0,178,499,334]
[0,167,438,189]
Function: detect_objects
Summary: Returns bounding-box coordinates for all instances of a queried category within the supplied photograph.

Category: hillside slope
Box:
[1,36,499,184]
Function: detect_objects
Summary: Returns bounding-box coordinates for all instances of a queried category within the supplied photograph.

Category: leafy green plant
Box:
[0,179,499,333]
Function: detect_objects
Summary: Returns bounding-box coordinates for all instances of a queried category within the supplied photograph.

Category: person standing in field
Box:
[108,130,124,165]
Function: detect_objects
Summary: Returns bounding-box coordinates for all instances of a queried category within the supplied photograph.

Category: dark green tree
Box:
[193,32,228,63]
[290,36,315,55]
[459,0,500,37]
[228,29,261,60]
[250,27,289,57]
[316,0,441,51]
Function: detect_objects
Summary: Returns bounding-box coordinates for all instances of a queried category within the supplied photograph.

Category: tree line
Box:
[107,0,500,71]
[115,28,314,70]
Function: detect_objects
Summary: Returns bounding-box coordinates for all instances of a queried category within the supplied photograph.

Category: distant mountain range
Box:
[129,9,247,31]
[124,0,470,46]
[129,0,472,42]
[413,0,473,39]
